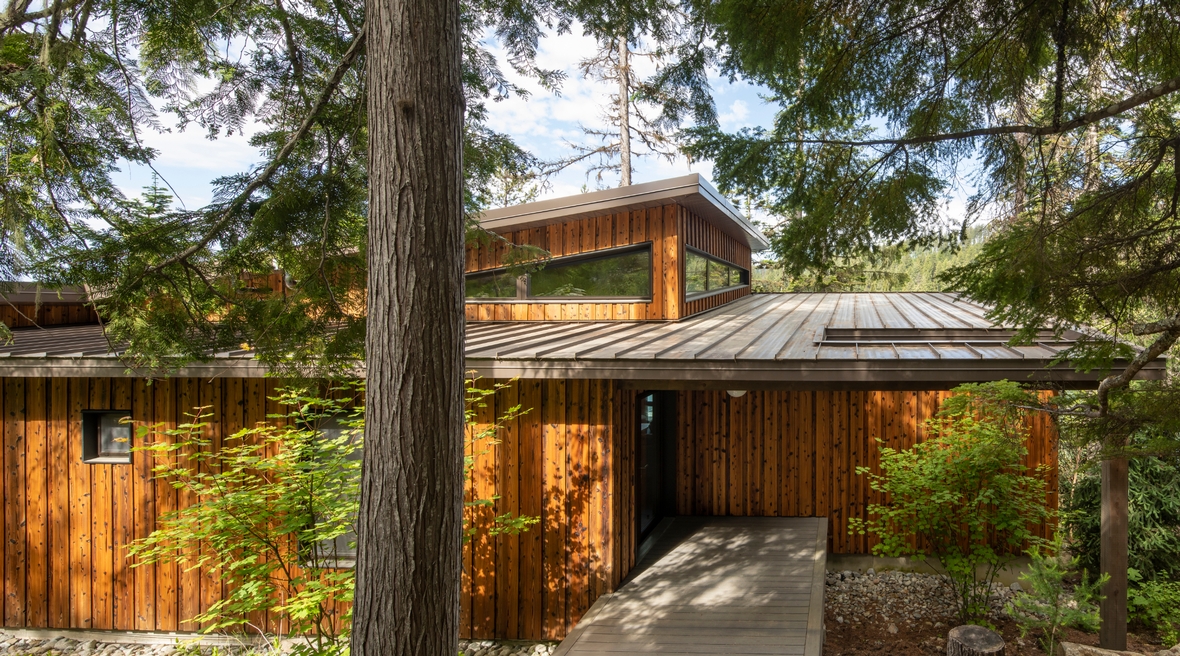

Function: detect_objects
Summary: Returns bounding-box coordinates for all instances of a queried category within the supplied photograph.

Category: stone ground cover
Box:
[823,569,1167,656]
[0,632,555,656]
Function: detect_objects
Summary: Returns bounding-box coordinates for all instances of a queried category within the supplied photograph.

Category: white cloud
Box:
[719,99,750,130]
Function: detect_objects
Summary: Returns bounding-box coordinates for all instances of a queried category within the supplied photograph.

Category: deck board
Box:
[554,517,826,656]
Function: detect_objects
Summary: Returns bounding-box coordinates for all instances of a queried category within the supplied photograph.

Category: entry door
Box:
[637,392,675,539]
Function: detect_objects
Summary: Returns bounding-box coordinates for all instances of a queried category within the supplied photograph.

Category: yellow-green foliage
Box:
[850,381,1052,625]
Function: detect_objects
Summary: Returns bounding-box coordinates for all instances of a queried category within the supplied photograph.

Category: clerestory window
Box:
[465,243,652,301]
[685,248,748,299]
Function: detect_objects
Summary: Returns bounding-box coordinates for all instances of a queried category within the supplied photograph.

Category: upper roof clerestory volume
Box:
[478,173,771,252]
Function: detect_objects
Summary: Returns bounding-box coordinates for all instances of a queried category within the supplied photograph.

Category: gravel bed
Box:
[0,635,259,656]
[825,568,1018,632]
[0,632,556,656]
[458,640,557,656]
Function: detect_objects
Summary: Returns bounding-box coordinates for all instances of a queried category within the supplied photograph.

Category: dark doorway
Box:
[637,391,676,540]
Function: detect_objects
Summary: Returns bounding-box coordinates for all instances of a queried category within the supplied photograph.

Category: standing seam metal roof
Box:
[0,293,1164,383]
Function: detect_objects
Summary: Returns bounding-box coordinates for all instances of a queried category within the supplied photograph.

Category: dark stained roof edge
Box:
[477,173,771,251]
[465,357,1167,384]
[1,354,1164,385]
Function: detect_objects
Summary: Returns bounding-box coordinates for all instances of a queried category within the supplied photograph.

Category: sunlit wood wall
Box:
[0,376,293,633]
[461,378,634,640]
[671,389,1059,554]
[464,203,752,322]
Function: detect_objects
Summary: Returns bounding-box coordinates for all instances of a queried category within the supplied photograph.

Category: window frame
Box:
[299,414,361,570]
[81,410,133,465]
[464,242,654,303]
[684,246,750,301]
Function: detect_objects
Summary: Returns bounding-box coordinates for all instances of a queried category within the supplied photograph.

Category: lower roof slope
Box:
[466,292,1166,386]
[0,293,1165,385]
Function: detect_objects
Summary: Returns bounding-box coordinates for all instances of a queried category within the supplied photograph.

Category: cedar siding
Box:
[0,376,1058,640]
[464,203,752,322]
[671,389,1059,554]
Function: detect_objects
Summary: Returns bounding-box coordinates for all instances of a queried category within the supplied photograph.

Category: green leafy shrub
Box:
[1128,569,1180,647]
[130,379,537,654]
[1063,455,1180,582]
[850,381,1052,625]
[129,386,364,654]
[1006,532,1106,655]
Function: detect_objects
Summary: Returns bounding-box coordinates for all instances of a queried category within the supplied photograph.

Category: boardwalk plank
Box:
[554,517,825,656]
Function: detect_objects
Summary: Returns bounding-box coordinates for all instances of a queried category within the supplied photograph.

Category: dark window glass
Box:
[100,414,131,457]
[686,251,707,294]
[686,250,749,297]
[309,417,361,568]
[465,271,517,298]
[706,259,729,290]
[529,249,651,298]
[82,410,132,464]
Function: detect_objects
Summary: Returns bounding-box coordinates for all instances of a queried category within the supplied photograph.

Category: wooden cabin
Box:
[0,174,1167,641]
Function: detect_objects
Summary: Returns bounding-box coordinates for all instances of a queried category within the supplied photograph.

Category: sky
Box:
[118,24,781,211]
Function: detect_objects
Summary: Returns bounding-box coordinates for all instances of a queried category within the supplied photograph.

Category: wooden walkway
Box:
[554,517,827,656]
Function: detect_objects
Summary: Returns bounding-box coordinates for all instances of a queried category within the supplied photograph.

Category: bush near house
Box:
[850,381,1053,625]
[129,379,536,655]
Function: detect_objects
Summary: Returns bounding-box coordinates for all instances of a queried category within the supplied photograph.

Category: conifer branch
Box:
[130,24,366,284]
[780,74,1180,148]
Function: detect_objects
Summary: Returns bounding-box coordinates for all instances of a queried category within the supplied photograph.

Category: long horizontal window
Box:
[685,249,748,298]
[465,244,652,301]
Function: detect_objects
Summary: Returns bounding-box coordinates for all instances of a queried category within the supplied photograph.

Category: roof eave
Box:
[477,173,771,252]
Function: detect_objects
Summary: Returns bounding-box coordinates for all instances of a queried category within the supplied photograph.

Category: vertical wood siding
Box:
[465,204,757,322]
[0,377,292,632]
[3,377,1055,640]
[460,378,632,641]
[465,205,682,322]
[0,305,99,328]
[671,389,1059,553]
[680,206,754,318]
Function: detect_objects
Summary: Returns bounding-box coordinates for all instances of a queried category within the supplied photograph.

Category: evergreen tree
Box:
[688,0,1180,646]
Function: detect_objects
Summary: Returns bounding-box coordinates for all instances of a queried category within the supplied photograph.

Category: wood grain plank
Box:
[566,379,590,630]
[152,378,177,631]
[47,378,70,628]
[131,379,156,630]
[496,380,521,639]
[24,378,47,627]
[89,377,113,630]
[472,378,497,638]
[764,391,780,518]
[542,379,568,640]
[67,379,92,628]
[198,379,222,630]
[175,378,200,631]
[3,378,27,626]
[111,378,134,630]
[519,380,544,638]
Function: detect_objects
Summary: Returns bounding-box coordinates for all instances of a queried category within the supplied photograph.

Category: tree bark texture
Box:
[946,625,1005,656]
[1100,458,1129,651]
[352,0,466,653]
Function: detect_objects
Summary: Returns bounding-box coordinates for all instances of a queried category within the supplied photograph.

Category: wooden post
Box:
[946,625,1004,656]
[1100,457,1128,650]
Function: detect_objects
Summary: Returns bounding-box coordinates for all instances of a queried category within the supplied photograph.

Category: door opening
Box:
[637,391,676,540]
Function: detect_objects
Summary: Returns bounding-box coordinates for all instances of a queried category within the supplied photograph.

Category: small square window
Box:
[82,410,133,464]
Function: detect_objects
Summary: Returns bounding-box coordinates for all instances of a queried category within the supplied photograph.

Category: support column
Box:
[1100,457,1128,650]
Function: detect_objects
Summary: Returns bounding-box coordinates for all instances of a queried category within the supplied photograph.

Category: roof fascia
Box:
[477,174,771,251]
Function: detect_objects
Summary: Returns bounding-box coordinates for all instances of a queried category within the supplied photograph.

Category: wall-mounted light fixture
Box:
[727,390,747,398]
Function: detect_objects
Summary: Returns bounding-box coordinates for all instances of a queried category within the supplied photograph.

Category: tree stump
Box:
[946,625,1004,656]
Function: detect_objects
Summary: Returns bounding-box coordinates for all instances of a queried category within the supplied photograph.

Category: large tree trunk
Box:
[352,0,466,653]
[1100,457,1129,650]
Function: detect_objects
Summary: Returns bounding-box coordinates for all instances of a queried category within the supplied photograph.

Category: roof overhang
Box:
[465,356,1165,387]
[478,173,771,252]
[0,357,270,378]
